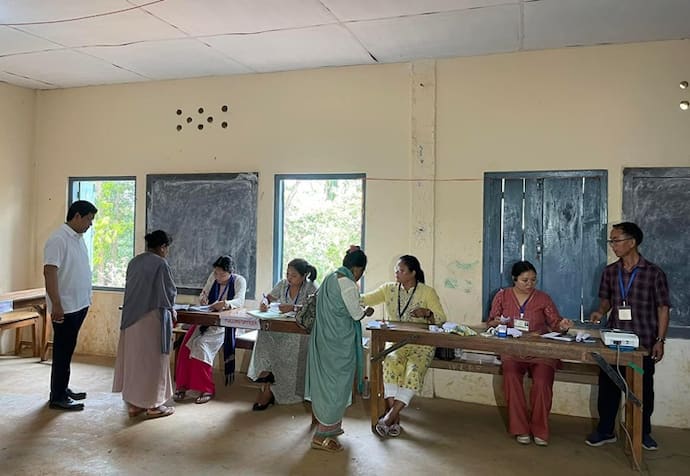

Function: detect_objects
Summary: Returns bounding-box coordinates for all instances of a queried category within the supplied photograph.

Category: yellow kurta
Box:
[361,282,446,392]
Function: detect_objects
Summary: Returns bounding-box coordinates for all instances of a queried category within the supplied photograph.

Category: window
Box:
[482,171,608,323]
[69,177,136,289]
[273,174,365,283]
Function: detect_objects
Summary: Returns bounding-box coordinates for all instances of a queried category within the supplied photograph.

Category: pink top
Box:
[488,288,565,368]
[488,288,564,334]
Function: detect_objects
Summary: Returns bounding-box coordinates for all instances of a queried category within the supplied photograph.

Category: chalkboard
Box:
[146,173,258,297]
[623,167,690,336]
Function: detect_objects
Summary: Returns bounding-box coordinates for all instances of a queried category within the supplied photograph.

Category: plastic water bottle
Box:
[497,324,508,338]
[362,377,370,399]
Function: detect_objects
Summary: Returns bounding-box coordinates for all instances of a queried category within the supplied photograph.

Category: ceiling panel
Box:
[81,38,252,80]
[0,26,62,55]
[0,0,139,24]
[524,0,690,50]
[0,70,56,89]
[322,0,513,21]
[347,5,520,62]
[14,9,185,47]
[143,0,337,36]
[0,49,145,88]
[205,24,374,73]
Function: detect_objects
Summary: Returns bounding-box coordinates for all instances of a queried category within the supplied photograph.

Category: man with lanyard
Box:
[44,200,98,411]
[586,222,670,451]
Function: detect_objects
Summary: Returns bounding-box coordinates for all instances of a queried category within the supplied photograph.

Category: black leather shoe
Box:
[252,393,275,411]
[49,397,84,411]
[66,388,87,400]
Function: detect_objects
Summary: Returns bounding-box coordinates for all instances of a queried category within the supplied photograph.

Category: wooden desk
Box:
[176,309,306,334]
[369,323,646,471]
[0,288,49,360]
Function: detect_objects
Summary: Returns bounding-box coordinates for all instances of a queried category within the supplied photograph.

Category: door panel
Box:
[483,171,607,322]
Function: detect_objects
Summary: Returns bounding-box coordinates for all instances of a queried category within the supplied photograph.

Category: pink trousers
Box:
[502,357,556,441]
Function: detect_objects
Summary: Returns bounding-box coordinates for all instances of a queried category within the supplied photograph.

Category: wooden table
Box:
[0,288,50,360]
[0,310,40,356]
[176,309,306,334]
[368,323,646,471]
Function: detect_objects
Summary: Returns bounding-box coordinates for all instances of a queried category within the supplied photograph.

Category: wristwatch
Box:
[656,337,666,343]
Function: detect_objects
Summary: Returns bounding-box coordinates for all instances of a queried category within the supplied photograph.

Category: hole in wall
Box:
[680,101,689,111]
[207,116,214,123]
[221,105,228,112]
[221,121,228,129]
[680,81,688,89]
[198,124,204,130]
[198,107,204,114]
[176,125,182,131]
[186,117,192,123]
[176,109,182,115]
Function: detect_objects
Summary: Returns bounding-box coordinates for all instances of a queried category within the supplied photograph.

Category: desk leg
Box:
[37,305,52,361]
[369,331,385,429]
[626,362,643,471]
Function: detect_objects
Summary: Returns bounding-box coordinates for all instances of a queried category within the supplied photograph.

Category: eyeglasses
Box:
[607,237,632,245]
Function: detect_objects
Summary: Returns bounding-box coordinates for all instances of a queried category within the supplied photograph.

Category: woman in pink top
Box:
[487,261,573,446]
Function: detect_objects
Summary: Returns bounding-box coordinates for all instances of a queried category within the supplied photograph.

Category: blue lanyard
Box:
[285,282,303,305]
[518,292,533,318]
[617,266,639,305]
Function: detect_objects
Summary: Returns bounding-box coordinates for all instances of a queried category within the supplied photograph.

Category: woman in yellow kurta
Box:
[361,255,446,437]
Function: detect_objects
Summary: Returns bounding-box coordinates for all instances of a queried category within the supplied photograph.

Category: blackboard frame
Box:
[146,172,258,298]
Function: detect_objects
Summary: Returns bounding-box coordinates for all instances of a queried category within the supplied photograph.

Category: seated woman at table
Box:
[361,254,446,438]
[174,255,246,404]
[247,258,318,411]
[113,230,177,419]
[487,260,573,446]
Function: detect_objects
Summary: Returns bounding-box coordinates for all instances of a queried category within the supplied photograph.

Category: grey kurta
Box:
[247,278,317,404]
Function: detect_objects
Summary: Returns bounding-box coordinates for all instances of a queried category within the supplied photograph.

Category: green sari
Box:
[304,266,364,431]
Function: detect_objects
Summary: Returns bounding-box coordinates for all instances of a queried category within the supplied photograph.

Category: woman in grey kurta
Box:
[247,258,318,409]
[112,230,177,419]
[305,247,374,453]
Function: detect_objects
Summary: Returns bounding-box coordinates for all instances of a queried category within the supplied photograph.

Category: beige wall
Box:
[0,83,35,292]
[18,40,690,427]
[0,83,36,353]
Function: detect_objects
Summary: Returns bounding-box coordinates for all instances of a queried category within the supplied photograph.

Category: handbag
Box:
[295,290,318,333]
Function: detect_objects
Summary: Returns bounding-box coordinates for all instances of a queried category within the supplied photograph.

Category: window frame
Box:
[68,176,137,292]
[273,173,366,285]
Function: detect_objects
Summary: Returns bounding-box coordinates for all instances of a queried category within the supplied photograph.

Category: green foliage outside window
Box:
[281,179,363,282]
[73,179,135,288]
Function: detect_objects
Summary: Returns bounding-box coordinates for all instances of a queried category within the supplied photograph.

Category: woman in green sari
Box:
[305,246,374,453]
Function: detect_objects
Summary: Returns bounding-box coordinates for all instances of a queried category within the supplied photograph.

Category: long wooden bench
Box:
[430,357,599,385]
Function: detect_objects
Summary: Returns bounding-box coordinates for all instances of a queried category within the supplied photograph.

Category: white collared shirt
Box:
[43,223,92,314]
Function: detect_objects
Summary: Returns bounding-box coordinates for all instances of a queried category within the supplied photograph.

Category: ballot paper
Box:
[541,332,575,342]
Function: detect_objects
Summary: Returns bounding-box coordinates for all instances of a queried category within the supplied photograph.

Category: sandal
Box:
[375,418,390,438]
[388,423,402,437]
[173,390,187,402]
[145,405,175,419]
[195,393,214,404]
[128,405,145,418]
[311,436,344,453]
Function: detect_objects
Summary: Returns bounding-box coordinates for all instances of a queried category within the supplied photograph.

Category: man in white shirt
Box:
[44,200,97,411]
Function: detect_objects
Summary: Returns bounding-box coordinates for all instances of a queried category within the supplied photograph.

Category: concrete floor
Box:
[1,355,688,476]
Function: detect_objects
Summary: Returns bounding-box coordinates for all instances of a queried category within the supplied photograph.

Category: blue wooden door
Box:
[623,168,690,336]
[483,171,608,321]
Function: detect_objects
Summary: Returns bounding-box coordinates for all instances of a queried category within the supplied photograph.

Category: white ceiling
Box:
[0,0,688,90]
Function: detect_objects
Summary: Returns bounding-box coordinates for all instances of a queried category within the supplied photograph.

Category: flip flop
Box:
[195,393,213,404]
[145,405,175,419]
[375,418,390,438]
[388,423,402,437]
[311,437,344,453]
[128,405,145,418]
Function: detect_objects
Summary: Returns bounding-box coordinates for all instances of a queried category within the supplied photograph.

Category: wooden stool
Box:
[0,310,40,357]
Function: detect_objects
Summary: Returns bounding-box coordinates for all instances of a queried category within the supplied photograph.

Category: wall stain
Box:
[444,260,479,290]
